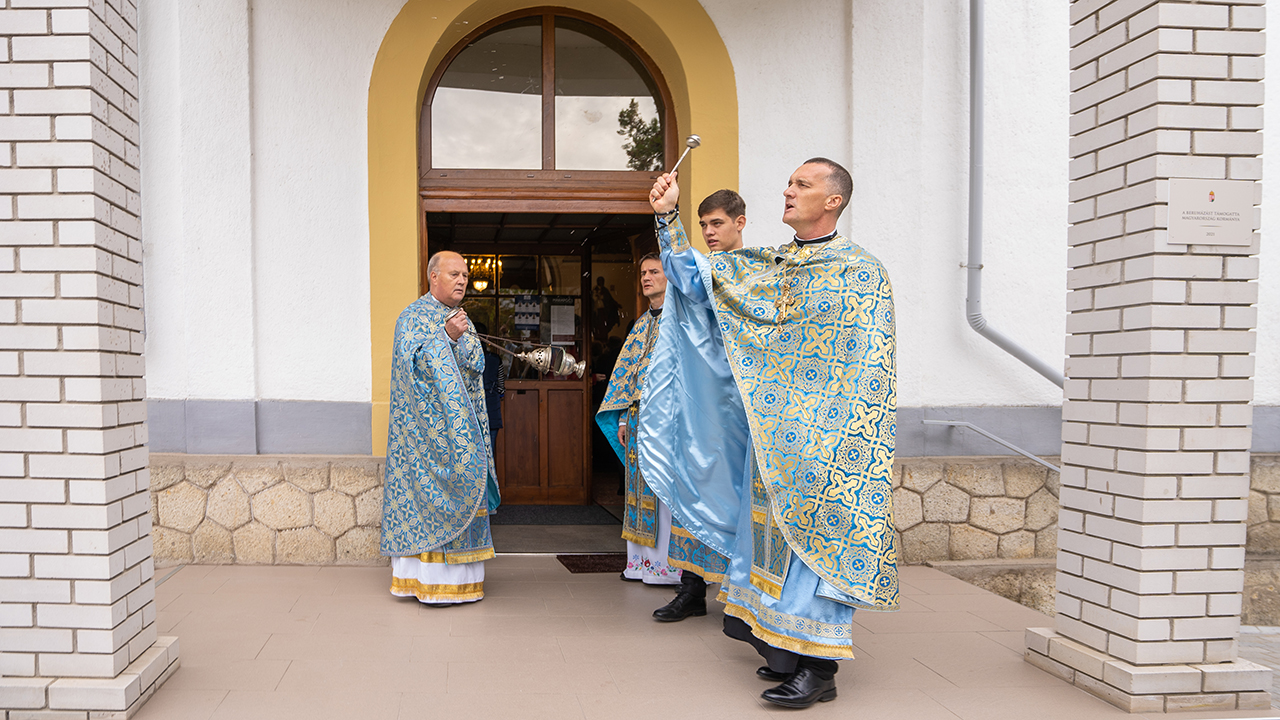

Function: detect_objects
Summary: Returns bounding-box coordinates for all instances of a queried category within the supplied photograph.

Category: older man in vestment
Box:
[380,251,500,605]
[640,160,897,708]
[596,254,683,586]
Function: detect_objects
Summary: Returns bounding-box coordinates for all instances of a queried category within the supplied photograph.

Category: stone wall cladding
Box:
[893,457,1063,564]
[148,453,386,566]
[148,452,1280,567]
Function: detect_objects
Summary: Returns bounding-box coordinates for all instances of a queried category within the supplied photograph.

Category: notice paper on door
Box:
[550,303,575,344]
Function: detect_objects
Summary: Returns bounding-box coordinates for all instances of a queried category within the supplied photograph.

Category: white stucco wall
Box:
[140,0,402,403]
[141,0,1271,414]
[703,0,1069,408]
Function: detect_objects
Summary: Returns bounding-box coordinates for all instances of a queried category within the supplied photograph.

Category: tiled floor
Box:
[1241,629,1280,707]
[136,558,1279,720]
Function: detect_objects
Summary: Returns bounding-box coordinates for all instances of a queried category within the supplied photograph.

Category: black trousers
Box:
[723,615,839,680]
[680,570,707,598]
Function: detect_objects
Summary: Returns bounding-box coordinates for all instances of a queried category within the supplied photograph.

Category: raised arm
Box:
[650,172,709,306]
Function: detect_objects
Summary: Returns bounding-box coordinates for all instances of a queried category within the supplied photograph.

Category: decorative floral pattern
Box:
[379,294,496,561]
[658,215,899,611]
[597,310,662,548]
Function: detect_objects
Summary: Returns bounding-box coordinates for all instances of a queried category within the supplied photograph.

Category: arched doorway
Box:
[421,11,671,504]
[367,0,739,466]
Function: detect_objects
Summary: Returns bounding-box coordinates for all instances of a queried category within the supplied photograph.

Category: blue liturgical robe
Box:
[640,213,898,659]
[597,310,662,548]
[380,293,500,567]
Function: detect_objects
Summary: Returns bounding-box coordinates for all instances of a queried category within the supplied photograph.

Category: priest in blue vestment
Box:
[380,251,500,605]
[596,254,683,586]
[639,159,898,708]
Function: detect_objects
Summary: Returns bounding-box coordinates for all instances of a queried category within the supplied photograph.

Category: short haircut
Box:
[639,252,661,267]
[698,189,746,220]
[426,251,446,277]
[803,157,853,218]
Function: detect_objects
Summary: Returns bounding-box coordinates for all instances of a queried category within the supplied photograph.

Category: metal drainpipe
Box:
[966,0,1066,388]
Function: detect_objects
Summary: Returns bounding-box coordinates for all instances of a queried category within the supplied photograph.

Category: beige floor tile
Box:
[289,591,422,617]
[579,689,771,719]
[568,581,682,598]
[156,566,230,596]
[898,569,992,595]
[910,592,1030,614]
[967,604,1055,632]
[210,689,402,720]
[170,609,318,636]
[410,634,566,663]
[557,633,721,664]
[164,590,303,614]
[131,688,228,720]
[580,609,725,637]
[449,614,592,637]
[547,592,677,617]
[156,609,190,633]
[259,632,416,662]
[844,654,956,690]
[916,646,1064,689]
[483,566,543,582]
[423,595,552,617]
[308,607,453,637]
[399,692,586,719]
[923,685,1131,720]
[1134,710,1279,720]
[852,630,1014,660]
[607,659,764,697]
[980,630,1028,653]
[854,610,1004,634]
[318,566,395,594]
[759,687,963,719]
[274,658,446,693]
[483,580,576,599]
[167,629,272,661]
[447,660,618,695]
[164,658,293,691]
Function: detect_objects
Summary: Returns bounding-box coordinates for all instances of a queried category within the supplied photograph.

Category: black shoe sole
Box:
[761,688,837,708]
[652,609,707,622]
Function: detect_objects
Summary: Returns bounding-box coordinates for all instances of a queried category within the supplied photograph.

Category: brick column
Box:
[1023,0,1270,713]
[0,1,178,717]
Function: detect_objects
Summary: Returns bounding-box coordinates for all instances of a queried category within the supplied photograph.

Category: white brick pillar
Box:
[1024,0,1270,713]
[0,1,178,717]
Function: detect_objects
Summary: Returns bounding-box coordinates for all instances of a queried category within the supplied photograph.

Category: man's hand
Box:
[444,309,468,341]
[649,171,679,214]
[617,425,626,446]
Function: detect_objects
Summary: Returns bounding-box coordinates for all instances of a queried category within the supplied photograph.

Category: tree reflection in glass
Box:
[555,17,663,171]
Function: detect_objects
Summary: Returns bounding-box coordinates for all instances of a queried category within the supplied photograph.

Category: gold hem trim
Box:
[390,578,484,602]
[412,547,495,565]
[446,547,495,564]
[749,570,783,599]
[667,557,725,584]
[620,528,657,547]
[723,603,855,660]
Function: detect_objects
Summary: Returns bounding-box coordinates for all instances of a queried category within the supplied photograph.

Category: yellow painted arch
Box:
[368,0,738,454]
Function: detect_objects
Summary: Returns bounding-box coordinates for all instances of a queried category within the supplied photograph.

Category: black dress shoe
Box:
[756,666,791,682]
[619,571,641,582]
[652,591,707,622]
[760,667,837,708]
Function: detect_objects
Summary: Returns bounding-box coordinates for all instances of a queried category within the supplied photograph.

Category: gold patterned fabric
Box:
[597,310,663,548]
[654,211,899,611]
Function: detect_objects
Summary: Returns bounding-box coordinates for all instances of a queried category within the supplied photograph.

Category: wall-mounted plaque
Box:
[1168,178,1254,246]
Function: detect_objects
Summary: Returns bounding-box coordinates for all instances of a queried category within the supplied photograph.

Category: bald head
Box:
[427,251,468,307]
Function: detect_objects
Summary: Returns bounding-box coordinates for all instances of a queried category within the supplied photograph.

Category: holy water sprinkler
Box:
[668,134,701,175]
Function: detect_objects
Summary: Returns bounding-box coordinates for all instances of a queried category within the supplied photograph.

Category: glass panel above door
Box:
[554,17,664,171]
[431,18,542,169]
